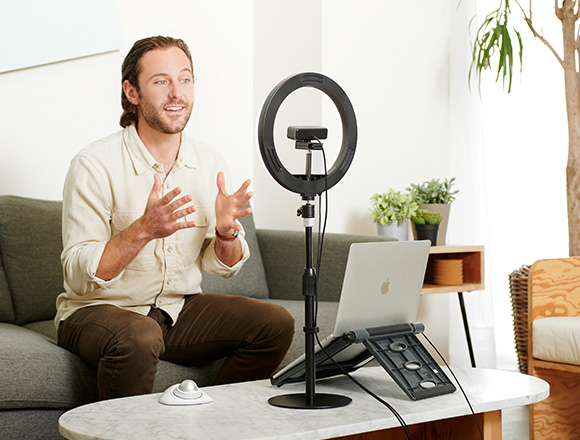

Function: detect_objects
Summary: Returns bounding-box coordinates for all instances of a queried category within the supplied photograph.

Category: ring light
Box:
[260,73,357,410]
[258,72,357,197]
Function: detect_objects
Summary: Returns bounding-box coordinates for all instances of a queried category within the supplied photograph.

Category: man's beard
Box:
[139,98,193,134]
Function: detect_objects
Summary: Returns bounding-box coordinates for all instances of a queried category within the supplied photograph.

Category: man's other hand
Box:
[215,171,253,237]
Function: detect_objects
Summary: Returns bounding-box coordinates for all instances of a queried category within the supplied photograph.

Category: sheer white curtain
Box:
[447,0,497,368]
[450,0,569,370]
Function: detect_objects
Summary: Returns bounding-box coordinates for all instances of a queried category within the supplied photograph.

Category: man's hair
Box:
[120,36,194,128]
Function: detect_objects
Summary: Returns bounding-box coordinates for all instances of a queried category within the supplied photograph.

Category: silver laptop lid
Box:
[333,240,430,336]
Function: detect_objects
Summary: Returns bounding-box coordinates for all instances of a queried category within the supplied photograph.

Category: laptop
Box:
[271,239,431,386]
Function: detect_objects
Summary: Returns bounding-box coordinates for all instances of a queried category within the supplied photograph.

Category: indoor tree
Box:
[471,0,580,255]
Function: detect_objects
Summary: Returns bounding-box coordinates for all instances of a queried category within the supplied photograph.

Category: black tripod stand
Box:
[268,138,352,409]
[257,72,358,409]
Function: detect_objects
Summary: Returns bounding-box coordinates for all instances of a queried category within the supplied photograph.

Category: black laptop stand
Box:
[271,322,456,401]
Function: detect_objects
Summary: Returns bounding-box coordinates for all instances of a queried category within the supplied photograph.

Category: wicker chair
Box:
[509,265,531,375]
[527,257,580,440]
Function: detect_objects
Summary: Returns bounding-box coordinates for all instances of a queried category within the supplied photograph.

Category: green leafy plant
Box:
[407,178,459,205]
[370,189,418,225]
[411,209,443,225]
[469,0,523,93]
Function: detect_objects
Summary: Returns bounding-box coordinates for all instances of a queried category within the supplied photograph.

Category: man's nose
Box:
[167,81,180,99]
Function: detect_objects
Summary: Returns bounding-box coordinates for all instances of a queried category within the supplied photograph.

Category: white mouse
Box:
[159,379,213,406]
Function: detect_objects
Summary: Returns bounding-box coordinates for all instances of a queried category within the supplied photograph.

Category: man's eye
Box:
[181,78,191,84]
[156,80,167,85]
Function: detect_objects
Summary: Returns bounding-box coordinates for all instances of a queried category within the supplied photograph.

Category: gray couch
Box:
[0,195,391,439]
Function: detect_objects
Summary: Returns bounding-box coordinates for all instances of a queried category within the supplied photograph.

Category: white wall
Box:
[252,0,323,230]
[0,0,255,199]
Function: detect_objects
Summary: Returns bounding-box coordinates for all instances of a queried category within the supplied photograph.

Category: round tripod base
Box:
[268,393,352,409]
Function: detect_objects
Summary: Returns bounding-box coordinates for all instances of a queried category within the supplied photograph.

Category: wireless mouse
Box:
[159,379,213,406]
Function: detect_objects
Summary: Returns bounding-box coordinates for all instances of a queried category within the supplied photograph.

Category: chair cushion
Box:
[533,317,580,365]
[0,196,63,325]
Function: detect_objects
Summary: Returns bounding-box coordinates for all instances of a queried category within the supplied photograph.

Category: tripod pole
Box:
[267,156,351,409]
[301,200,317,405]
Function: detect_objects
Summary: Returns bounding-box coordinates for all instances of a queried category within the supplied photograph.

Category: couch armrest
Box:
[256,229,394,302]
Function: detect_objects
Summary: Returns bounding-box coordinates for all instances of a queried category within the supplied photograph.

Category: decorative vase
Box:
[412,203,451,245]
[377,221,409,241]
[414,223,439,246]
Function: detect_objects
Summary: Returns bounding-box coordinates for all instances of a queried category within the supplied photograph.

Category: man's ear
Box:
[123,80,139,105]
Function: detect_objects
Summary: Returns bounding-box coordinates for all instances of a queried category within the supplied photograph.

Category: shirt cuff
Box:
[80,241,125,289]
[203,234,250,278]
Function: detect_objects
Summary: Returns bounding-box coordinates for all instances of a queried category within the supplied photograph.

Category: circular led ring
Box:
[258,72,357,196]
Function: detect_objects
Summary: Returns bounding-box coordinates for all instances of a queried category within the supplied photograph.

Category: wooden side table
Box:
[421,245,485,367]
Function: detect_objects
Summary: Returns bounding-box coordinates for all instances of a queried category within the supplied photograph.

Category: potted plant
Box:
[370,189,418,241]
[411,209,443,245]
[407,178,458,245]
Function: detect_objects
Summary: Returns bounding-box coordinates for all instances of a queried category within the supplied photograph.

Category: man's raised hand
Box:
[141,173,197,240]
[215,171,253,237]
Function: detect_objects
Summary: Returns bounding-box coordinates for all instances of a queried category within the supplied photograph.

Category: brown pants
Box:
[57,294,294,400]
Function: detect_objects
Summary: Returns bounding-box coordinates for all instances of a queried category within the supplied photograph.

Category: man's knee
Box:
[261,303,295,347]
[115,316,165,360]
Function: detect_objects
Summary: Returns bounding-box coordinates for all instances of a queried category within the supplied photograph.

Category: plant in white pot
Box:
[370,189,418,241]
[407,178,458,245]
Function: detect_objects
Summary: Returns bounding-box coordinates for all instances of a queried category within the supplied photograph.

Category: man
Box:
[55,36,294,400]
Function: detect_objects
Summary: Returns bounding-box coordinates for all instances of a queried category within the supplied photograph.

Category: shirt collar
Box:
[123,125,198,174]
[178,134,199,170]
[123,124,158,175]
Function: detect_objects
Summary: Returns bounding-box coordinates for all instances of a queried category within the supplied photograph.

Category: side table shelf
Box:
[420,245,484,368]
[422,245,484,294]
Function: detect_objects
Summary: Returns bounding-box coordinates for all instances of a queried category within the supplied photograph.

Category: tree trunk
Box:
[560,1,580,255]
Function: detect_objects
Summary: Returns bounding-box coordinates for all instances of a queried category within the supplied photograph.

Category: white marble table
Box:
[59,366,548,440]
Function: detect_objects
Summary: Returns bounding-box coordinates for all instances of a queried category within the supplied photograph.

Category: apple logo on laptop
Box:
[381,277,391,295]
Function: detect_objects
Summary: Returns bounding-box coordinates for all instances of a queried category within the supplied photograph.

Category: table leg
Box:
[482,410,502,439]
[457,292,476,368]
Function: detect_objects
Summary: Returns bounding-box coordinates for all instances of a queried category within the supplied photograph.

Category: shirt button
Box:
[167,246,173,253]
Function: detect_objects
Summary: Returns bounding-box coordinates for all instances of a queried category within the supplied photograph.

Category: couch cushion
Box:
[0,196,63,325]
[533,317,580,365]
[201,212,269,299]
[257,230,394,302]
[22,319,57,342]
[0,252,15,323]
[267,299,339,368]
[0,323,229,411]
[0,323,98,409]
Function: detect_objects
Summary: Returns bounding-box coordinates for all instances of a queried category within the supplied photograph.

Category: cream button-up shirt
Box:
[55,125,249,327]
